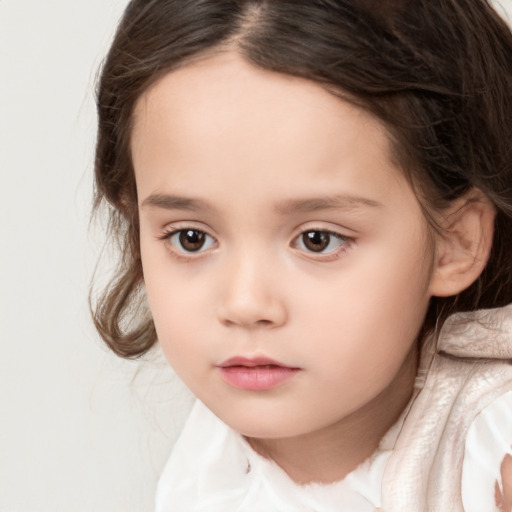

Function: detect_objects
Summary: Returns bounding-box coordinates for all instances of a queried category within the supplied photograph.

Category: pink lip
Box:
[216,356,300,391]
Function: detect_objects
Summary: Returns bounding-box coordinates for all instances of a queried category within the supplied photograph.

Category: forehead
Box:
[131,52,409,210]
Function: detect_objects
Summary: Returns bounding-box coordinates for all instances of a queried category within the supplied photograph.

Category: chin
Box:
[217,409,308,440]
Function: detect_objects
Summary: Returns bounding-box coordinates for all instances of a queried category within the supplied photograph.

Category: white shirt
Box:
[156,392,512,511]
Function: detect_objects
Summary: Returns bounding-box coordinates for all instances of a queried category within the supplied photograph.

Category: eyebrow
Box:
[140,193,383,214]
[141,194,214,212]
[274,195,383,214]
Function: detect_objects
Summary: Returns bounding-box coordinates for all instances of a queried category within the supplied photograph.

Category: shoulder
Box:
[462,390,512,512]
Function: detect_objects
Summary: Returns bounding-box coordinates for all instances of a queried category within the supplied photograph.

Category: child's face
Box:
[132,53,436,442]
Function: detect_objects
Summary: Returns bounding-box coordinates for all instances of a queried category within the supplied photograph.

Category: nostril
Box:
[255,319,273,327]
[220,317,274,328]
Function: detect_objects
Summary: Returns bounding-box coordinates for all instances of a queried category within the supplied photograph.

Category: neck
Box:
[246,345,418,485]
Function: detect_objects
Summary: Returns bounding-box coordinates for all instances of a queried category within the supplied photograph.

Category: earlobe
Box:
[429,189,495,298]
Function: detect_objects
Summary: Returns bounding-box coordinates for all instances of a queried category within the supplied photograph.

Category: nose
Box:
[216,251,287,329]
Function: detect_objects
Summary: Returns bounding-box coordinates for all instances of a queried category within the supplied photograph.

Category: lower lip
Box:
[218,366,300,391]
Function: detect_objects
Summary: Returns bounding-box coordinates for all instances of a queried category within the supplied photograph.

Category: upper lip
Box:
[217,356,296,368]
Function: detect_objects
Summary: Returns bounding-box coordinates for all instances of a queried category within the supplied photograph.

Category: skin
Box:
[496,453,512,511]
[132,52,441,484]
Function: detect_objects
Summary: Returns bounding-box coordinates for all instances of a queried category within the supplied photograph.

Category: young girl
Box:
[91,0,512,510]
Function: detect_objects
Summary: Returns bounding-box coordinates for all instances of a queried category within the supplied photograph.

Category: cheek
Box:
[294,229,433,369]
[140,247,217,367]
[146,285,211,376]
[140,240,186,348]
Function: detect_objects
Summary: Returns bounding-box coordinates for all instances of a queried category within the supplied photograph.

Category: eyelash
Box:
[158,226,354,261]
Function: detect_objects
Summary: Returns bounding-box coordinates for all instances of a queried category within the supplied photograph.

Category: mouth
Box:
[216,356,301,391]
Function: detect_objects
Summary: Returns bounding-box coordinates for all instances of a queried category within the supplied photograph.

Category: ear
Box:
[429,188,495,298]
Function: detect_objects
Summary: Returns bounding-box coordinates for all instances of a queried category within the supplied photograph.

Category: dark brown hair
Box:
[92,0,512,358]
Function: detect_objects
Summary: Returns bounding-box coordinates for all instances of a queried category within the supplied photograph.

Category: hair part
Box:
[92,0,512,358]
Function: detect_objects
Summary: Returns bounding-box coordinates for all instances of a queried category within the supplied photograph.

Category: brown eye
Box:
[164,228,216,256]
[163,228,216,256]
[295,230,349,255]
[178,230,206,252]
[302,231,331,252]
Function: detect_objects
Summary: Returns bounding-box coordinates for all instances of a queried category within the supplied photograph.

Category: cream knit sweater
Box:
[381,305,512,511]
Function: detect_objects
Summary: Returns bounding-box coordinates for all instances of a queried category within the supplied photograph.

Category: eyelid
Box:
[292,220,357,237]
[157,219,215,240]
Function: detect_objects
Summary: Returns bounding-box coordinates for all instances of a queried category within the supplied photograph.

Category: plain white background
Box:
[0,1,193,511]
[1,1,511,511]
